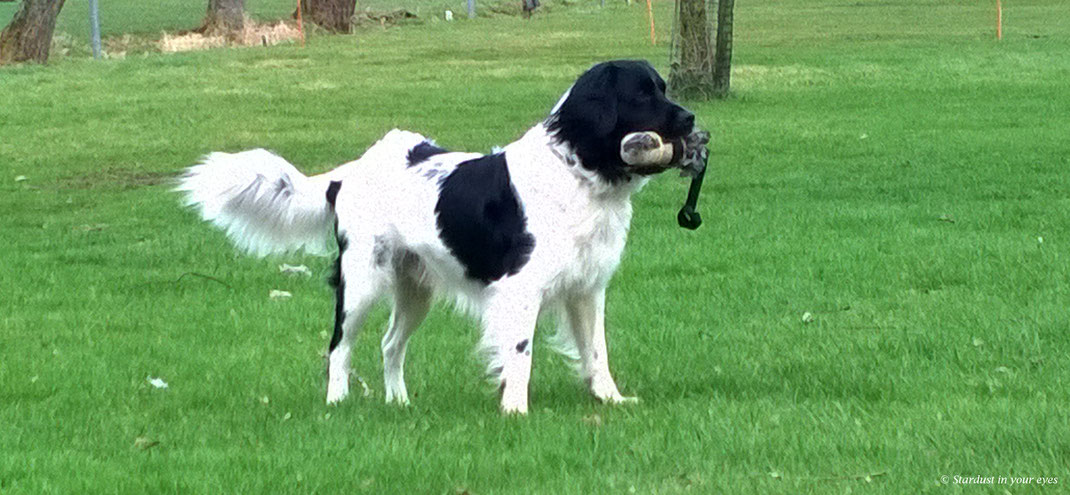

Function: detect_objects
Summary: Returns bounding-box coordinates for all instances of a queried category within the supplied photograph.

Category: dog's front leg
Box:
[481,291,540,415]
[566,288,637,404]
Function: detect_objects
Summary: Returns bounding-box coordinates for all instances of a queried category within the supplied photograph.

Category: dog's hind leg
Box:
[326,234,388,405]
[381,263,432,405]
[565,288,637,405]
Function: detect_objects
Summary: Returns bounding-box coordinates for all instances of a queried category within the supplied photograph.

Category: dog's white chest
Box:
[557,194,633,292]
[503,126,643,296]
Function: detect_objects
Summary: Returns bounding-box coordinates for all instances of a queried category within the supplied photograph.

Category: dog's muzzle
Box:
[618,129,711,229]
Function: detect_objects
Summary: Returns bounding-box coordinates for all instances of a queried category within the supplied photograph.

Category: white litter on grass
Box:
[147,376,169,389]
[445,9,454,21]
[801,311,814,323]
[15,175,27,182]
[269,289,293,300]
[355,375,372,397]
[1038,236,1044,244]
[278,264,312,277]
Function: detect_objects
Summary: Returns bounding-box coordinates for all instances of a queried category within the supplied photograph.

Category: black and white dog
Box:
[178,60,695,414]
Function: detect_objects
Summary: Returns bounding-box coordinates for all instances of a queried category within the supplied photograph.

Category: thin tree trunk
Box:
[668,0,714,99]
[200,0,244,39]
[712,0,734,98]
[295,0,355,33]
[0,0,67,65]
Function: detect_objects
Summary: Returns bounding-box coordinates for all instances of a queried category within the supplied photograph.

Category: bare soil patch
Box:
[160,21,302,53]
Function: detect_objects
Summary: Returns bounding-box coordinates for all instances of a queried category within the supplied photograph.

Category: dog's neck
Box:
[514,123,648,200]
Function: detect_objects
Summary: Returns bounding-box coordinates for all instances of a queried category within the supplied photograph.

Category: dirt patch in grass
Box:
[56,169,176,190]
[160,21,302,53]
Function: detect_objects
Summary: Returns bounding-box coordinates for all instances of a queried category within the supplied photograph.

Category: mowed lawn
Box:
[2,0,1069,493]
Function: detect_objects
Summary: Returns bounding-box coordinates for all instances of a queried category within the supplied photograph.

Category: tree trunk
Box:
[668,0,714,99]
[296,0,355,34]
[0,0,67,65]
[200,0,244,39]
[712,0,734,98]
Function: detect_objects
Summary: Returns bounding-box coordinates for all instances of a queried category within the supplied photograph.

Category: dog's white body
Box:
[180,125,641,413]
[179,60,695,414]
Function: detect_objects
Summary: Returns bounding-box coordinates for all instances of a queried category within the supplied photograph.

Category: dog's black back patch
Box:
[407,141,449,167]
[435,153,535,284]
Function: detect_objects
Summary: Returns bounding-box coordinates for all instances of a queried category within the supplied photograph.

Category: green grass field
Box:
[2,0,1070,492]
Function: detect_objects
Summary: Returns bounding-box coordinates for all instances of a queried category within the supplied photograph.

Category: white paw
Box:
[587,375,637,405]
[384,388,410,406]
[499,382,529,415]
[601,394,639,405]
[326,387,348,405]
[501,402,529,415]
[326,375,350,404]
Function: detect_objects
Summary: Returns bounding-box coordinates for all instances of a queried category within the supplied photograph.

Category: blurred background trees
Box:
[0,0,66,64]
[669,0,734,99]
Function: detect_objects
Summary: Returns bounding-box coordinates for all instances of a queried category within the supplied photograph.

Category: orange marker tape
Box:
[297,0,305,46]
[997,0,1002,40]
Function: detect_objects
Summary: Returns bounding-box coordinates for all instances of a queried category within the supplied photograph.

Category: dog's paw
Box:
[587,375,638,405]
[326,389,348,405]
[598,393,640,406]
[384,390,410,406]
[499,378,530,415]
[502,401,532,414]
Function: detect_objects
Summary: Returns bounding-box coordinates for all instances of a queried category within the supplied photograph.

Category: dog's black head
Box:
[547,60,695,183]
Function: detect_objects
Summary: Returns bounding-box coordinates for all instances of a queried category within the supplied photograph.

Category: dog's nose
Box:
[674,111,695,135]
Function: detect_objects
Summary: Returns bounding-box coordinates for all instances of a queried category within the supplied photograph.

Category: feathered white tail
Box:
[176,149,337,257]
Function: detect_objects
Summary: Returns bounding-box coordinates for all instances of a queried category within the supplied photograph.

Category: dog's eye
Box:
[630,93,652,105]
[633,82,656,104]
[640,79,657,95]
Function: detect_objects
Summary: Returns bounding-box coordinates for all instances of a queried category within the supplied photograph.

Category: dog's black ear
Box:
[563,63,619,136]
